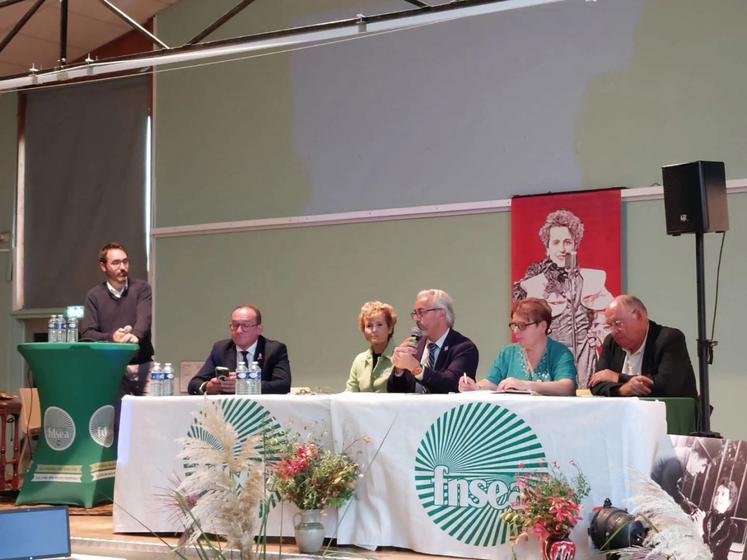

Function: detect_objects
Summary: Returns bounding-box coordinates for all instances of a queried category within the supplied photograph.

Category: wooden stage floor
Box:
[0,493,442,560]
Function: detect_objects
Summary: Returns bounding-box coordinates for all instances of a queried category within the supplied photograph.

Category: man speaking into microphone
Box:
[388,289,478,394]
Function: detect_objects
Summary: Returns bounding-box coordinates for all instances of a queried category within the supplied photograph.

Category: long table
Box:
[113,393,666,559]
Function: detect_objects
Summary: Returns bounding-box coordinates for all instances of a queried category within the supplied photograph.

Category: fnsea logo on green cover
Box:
[414,402,547,547]
[44,406,76,451]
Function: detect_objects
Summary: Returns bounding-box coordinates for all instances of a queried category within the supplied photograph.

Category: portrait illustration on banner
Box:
[511,190,622,388]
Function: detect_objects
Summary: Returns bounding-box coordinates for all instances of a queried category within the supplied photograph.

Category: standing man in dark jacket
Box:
[589,294,697,398]
[80,242,154,396]
[188,305,291,395]
[388,289,478,394]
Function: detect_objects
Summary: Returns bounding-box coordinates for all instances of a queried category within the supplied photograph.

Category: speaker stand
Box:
[693,231,720,438]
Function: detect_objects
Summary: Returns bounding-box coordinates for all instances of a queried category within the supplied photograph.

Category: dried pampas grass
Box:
[174,400,264,559]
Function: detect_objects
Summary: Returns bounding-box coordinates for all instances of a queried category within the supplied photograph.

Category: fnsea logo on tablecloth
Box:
[415,401,547,547]
[184,399,286,511]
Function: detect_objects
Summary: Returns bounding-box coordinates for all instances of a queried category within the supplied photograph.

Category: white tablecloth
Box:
[113,393,666,559]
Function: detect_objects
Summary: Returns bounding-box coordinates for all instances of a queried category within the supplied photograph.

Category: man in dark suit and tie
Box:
[188,305,291,395]
[388,289,479,394]
[589,294,697,398]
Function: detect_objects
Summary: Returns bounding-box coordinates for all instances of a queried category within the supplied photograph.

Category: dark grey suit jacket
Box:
[188,335,291,395]
[590,321,697,398]
[387,328,479,394]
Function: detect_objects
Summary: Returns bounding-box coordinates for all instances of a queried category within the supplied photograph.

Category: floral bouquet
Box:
[502,460,590,542]
[270,434,361,511]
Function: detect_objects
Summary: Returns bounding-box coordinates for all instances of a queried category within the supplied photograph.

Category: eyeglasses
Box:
[109,259,129,267]
[509,321,537,332]
[410,308,441,319]
[230,322,258,331]
[608,319,626,330]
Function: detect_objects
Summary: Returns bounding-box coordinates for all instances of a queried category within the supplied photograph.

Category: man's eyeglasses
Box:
[509,321,537,332]
[608,319,626,329]
[230,322,258,331]
[410,308,441,319]
[109,259,129,267]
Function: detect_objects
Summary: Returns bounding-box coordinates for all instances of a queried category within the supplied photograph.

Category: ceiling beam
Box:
[0,0,30,8]
[0,0,564,92]
[188,0,259,45]
[0,0,46,57]
[98,0,169,49]
[59,0,68,64]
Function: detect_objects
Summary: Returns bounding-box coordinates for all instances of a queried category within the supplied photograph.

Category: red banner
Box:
[511,189,621,388]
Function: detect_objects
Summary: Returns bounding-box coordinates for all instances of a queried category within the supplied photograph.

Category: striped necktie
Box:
[416,342,438,394]
[427,342,438,369]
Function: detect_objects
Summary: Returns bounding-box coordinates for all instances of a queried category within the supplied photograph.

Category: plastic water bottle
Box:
[48,315,56,342]
[235,362,249,395]
[56,315,67,342]
[66,317,78,342]
[248,361,262,395]
[149,362,163,397]
[162,362,174,397]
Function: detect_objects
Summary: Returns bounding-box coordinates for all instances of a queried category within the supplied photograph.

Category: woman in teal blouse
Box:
[346,301,398,392]
[459,298,576,396]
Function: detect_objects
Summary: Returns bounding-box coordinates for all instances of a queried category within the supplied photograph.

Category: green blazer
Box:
[346,338,395,393]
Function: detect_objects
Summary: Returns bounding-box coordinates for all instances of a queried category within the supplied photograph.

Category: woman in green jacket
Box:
[346,301,398,392]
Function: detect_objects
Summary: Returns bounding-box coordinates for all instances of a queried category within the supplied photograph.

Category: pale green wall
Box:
[154,212,509,390]
[623,193,747,436]
[154,0,747,227]
[150,0,747,439]
[576,0,747,188]
[1,0,746,441]
[154,0,407,227]
[154,192,747,438]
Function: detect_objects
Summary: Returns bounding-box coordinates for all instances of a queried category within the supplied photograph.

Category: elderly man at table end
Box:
[188,305,291,395]
[388,289,478,394]
[589,294,697,398]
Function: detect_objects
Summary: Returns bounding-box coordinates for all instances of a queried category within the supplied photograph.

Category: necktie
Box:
[240,350,249,368]
[416,343,438,394]
[427,342,438,369]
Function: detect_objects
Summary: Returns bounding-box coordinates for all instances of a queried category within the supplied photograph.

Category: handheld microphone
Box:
[410,327,423,343]
[566,252,578,271]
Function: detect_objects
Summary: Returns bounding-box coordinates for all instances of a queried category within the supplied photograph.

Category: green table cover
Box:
[642,396,697,435]
[16,342,137,508]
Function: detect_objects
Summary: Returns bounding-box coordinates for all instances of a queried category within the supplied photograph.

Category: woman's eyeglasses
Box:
[509,321,537,332]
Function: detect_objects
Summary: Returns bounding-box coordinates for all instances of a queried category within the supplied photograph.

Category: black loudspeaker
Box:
[662,160,729,235]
